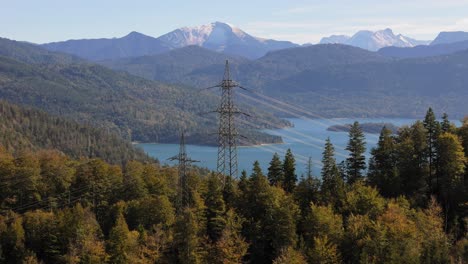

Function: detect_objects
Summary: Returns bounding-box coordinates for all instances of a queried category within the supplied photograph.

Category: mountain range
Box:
[41,22,298,60]
[39,22,468,60]
[320,29,430,51]
[100,42,468,118]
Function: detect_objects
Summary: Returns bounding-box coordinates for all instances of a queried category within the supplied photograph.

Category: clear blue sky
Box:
[2,0,468,44]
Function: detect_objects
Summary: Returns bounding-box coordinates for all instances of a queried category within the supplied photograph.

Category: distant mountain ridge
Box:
[42,31,170,61]
[378,40,468,58]
[102,42,468,118]
[41,22,298,60]
[431,31,468,45]
[100,45,249,83]
[320,29,430,51]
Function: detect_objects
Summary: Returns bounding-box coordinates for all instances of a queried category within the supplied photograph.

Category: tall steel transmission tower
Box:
[169,132,198,210]
[210,60,246,183]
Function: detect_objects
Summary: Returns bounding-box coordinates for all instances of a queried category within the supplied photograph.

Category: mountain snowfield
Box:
[320,28,430,51]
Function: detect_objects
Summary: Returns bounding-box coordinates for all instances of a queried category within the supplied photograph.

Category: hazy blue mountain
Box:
[41,31,170,61]
[0,37,83,64]
[431,31,468,45]
[101,44,388,89]
[101,40,468,118]
[41,22,299,60]
[319,35,351,44]
[264,50,468,118]
[378,40,468,58]
[100,45,249,83]
[320,29,430,51]
[193,44,387,89]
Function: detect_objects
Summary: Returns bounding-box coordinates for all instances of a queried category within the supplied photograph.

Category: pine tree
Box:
[437,133,466,228]
[174,208,204,264]
[251,161,264,180]
[368,126,400,197]
[441,113,452,133]
[423,107,441,193]
[268,153,284,187]
[206,174,226,242]
[238,170,248,194]
[282,149,297,193]
[321,138,345,208]
[223,175,237,209]
[294,167,320,217]
[396,122,429,205]
[345,121,367,184]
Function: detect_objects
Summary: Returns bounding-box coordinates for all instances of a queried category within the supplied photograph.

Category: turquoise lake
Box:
[137,118,457,177]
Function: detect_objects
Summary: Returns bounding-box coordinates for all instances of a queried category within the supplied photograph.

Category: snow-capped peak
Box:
[158,21,249,48]
[320,28,428,51]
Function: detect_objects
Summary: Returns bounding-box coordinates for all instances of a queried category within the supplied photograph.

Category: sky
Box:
[2,0,468,44]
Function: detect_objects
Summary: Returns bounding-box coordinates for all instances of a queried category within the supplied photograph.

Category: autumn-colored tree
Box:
[309,236,342,264]
[272,247,307,264]
[209,209,248,264]
[343,182,386,219]
[107,211,132,264]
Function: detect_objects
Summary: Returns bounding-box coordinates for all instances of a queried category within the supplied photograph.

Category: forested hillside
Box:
[103,44,388,89]
[102,43,468,118]
[99,45,249,84]
[0,109,466,263]
[0,38,288,145]
[0,100,148,164]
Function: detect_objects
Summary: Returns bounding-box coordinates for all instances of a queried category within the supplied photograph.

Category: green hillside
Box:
[0,100,148,164]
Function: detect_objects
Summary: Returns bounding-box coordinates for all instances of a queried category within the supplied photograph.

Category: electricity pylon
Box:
[209,60,247,184]
[169,132,198,210]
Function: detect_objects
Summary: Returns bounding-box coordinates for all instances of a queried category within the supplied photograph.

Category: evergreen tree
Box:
[251,161,264,180]
[423,107,441,193]
[294,169,320,218]
[223,175,237,209]
[441,113,452,133]
[174,208,205,264]
[321,138,345,208]
[368,126,400,197]
[282,149,297,193]
[206,174,226,242]
[238,170,248,194]
[396,122,429,205]
[267,153,284,187]
[437,133,466,229]
[345,121,367,183]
